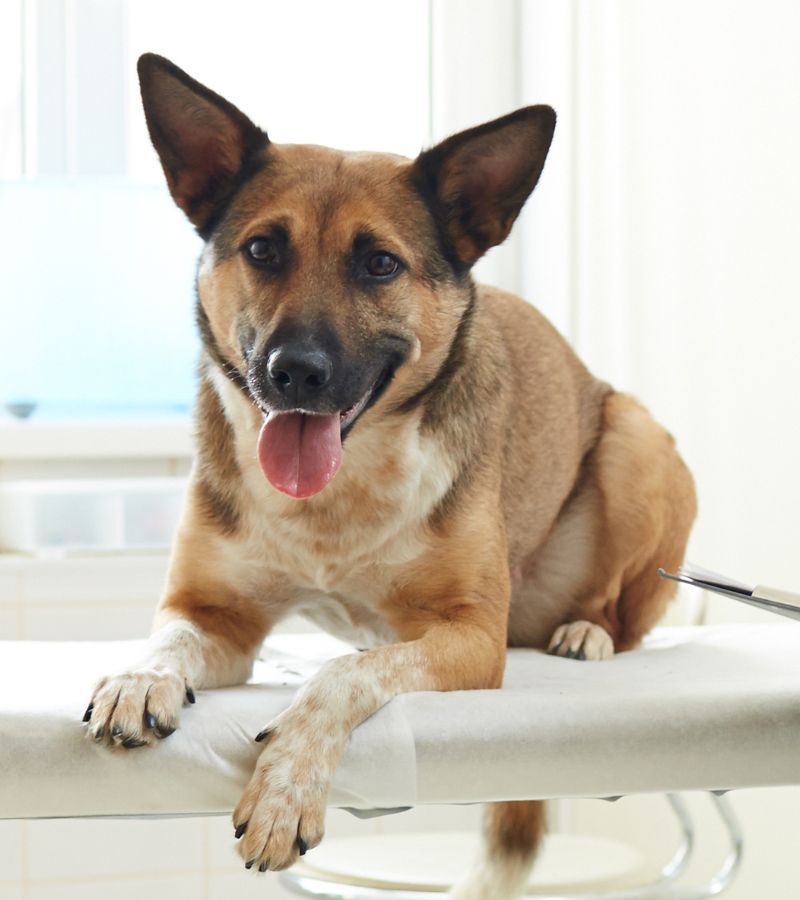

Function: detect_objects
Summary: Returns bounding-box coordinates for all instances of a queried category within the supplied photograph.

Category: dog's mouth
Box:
[256,365,394,500]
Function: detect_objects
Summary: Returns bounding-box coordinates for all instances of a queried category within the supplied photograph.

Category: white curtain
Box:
[518,0,800,600]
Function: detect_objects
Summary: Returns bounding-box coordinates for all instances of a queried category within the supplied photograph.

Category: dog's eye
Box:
[364,253,400,280]
[244,237,282,270]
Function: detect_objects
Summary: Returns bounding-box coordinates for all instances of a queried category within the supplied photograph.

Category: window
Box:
[0,0,431,420]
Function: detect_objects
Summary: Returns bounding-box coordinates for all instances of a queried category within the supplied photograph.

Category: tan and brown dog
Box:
[84,54,696,899]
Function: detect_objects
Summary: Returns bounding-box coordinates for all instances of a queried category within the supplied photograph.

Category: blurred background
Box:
[1,0,799,897]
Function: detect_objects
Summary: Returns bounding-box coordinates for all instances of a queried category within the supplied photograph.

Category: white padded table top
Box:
[1,624,799,820]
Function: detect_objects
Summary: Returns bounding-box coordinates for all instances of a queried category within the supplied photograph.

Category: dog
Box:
[83,53,696,899]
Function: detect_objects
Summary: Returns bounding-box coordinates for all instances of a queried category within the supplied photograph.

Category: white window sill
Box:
[0,418,194,461]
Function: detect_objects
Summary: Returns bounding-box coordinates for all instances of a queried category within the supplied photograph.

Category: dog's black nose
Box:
[267,346,333,403]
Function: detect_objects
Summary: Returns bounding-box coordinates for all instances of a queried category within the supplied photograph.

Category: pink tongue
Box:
[257,412,342,499]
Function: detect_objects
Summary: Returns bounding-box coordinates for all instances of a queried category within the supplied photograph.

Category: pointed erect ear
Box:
[412,106,556,269]
[137,53,268,235]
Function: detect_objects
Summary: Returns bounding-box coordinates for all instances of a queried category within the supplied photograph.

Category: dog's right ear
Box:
[412,106,556,270]
[137,53,267,236]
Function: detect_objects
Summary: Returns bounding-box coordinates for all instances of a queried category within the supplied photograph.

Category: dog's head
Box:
[138,53,555,499]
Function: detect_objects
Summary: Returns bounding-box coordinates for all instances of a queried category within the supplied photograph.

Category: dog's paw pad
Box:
[548,620,614,661]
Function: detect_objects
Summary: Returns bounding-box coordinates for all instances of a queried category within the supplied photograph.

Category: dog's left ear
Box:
[413,106,556,268]
[137,53,268,235]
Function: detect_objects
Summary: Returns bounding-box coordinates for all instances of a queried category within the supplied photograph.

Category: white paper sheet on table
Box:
[1,624,799,821]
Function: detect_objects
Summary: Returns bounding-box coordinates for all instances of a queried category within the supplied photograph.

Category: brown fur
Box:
[192,373,243,534]
[85,54,696,898]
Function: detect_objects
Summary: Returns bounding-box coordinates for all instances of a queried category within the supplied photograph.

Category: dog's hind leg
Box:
[449,800,545,900]
[547,618,614,660]
[575,392,697,652]
[513,392,696,656]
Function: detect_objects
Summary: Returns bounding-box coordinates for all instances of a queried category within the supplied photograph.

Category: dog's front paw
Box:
[548,620,614,660]
[83,668,195,747]
[233,712,332,871]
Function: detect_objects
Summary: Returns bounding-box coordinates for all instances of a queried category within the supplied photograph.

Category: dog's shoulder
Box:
[475,283,610,441]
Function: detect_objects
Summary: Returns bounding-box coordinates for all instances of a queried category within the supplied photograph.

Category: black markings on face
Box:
[395,282,477,418]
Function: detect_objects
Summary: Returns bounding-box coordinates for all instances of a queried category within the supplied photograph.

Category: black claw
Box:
[121,736,147,749]
[297,837,308,856]
[93,727,105,742]
[82,704,94,723]
[111,725,123,738]
[255,728,273,744]
[235,823,247,839]
[259,860,269,873]
[145,712,157,730]
[185,687,196,704]
[549,641,563,655]
[565,647,578,659]
[577,646,587,661]
[154,723,176,739]
[245,859,255,870]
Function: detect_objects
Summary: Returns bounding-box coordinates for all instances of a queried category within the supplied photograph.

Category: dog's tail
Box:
[449,800,546,900]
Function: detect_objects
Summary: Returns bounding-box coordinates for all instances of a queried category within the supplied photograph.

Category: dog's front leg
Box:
[84,578,277,747]
[233,613,506,872]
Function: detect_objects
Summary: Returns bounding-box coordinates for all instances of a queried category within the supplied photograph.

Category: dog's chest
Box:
[254,522,420,648]
[235,419,456,646]
[292,587,398,648]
